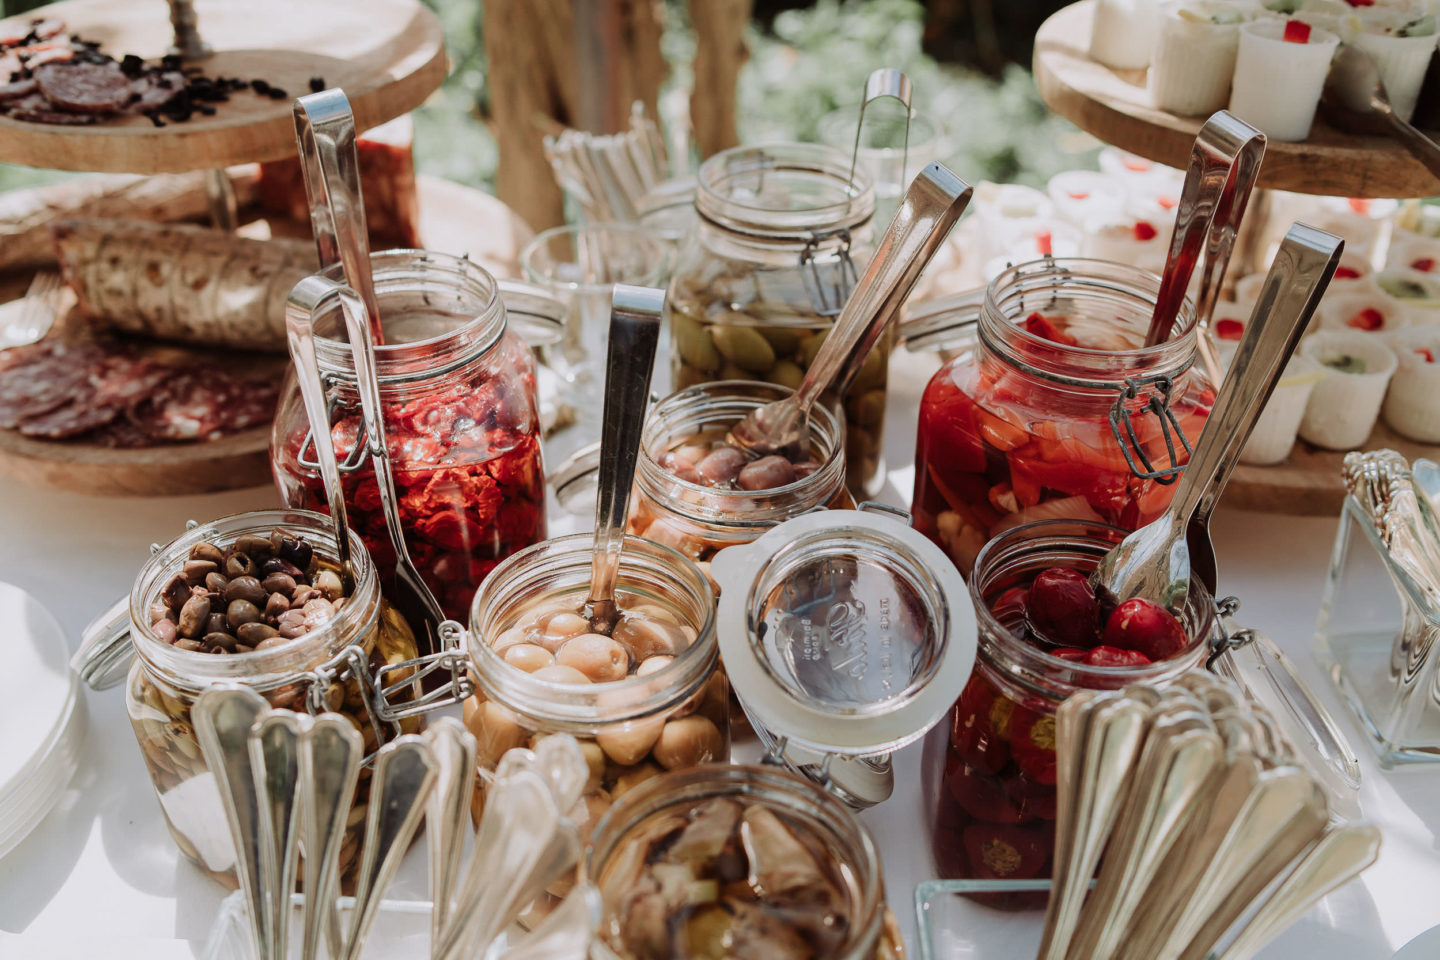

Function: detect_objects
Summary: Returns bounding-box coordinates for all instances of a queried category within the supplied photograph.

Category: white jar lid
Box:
[710,504,976,806]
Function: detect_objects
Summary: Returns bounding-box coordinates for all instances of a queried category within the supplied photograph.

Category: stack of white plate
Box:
[0,581,86,858]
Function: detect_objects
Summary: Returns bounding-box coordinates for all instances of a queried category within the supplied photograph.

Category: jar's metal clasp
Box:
[1108,373,1194,485]
[303,619,476,765]
[800,226,859,317]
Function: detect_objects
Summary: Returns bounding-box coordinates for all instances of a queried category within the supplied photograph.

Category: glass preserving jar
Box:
[629,380,854,570]
[930,519,1212,899]
[460,532,727,891]
[271,251,547,624]
[120,510,421,888]
[586,763,905,960]
[669,143,890,495]
[911,259,1215,574]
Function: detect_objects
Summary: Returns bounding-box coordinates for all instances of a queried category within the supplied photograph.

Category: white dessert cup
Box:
[1228,19,1341,140]
[1319,289,1411,334]
[1150,1,1249,115]
[1372,267,1440,322]
[973,182,1054,234]
[1234,272,1267,304]
[1240,355,1327,464]
[1092,0,1162,68]
[1097,147,1181,183]
[1312,196,1400,262]
[1081,213,1171,273]
[1209,298,1256,372]
[1331,251,1375,284]
[1353,28,1437,122]
[1296,0,1363,40]
[1298,331,1399,449]
[1382,327,1440,441]
[1386,233,1440,274]
[1046,171,1127,226]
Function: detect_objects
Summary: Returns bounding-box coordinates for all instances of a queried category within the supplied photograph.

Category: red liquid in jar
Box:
[278,380,546,622]
[912,312,1212,574]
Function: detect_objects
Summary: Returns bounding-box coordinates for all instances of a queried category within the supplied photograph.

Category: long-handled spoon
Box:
[1091,224,1343,612]
[725,162,972,461]
[425,717,478,948]
[1144,111,1266,347]
[1323,43,1440,179]
[192,687,273,960]
[299,714,363,960]
[250,712,307,960]
[583,284,665,634]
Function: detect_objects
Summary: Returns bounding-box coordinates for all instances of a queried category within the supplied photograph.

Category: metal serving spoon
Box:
[583,284,665,634]
[1144,111,1266,347]
[1092,224,1343,611]
[725,162,972,461]
[1323,43,1440,179]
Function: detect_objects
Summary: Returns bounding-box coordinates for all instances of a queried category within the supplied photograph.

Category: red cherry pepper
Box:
[1009,702,1059,785]
[1102,597,1188,660]
[962,823,1049,880]
[946,755,1030,824]
[1085,645,1153,667]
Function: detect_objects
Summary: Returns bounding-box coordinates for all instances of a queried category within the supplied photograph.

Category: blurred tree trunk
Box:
[689,0,752,159]
[483,0,666,232]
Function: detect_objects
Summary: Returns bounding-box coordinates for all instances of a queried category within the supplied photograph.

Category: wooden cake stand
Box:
[1034,0,1440,515]
[0,0,447,173]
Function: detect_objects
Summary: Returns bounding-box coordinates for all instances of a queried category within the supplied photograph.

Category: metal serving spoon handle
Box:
[585,284,665,634]
[1092,223,1343,611]
[726,162,972,460]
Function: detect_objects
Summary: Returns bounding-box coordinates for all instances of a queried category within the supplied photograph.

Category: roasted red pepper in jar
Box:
[911,260,1214,575]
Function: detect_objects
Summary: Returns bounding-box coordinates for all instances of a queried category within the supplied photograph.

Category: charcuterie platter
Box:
[0,174,532,497]
[0,0,446,173]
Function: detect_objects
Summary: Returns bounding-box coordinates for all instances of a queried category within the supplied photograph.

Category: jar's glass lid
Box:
[711,505,976,761]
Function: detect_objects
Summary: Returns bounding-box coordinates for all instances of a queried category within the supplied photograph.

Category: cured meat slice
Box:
[16,397,119,437]
[4,91,98,125]
[0,78,37,101]
[0,341,99,427]
[128,370,236,442]
[34,60,130,114]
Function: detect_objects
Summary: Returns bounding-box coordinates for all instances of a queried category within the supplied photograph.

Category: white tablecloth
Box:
[0,349,1436,959]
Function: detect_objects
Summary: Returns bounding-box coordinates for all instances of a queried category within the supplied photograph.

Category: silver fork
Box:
[0,272,64,347]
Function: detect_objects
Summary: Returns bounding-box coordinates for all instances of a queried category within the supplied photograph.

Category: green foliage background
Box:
[0,0,1097,197]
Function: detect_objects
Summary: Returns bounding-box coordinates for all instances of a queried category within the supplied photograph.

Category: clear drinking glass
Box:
[818,107,939,224]
[520,223,668,385]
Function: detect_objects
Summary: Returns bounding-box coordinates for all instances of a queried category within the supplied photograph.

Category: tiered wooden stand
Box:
[1034,0,1440,514]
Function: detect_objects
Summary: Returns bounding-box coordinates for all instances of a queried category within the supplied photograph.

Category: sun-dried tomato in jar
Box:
[911,259,1213,575]
[272,252,546,623]
[931,519,1212,902]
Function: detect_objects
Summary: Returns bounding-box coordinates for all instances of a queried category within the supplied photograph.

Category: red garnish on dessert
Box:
[1068,190,1089,200]
[1347,307,1384,331]
[1101,597,1188,660]
[1036,230,1054,256]
[1024,312,1079,346]
[1348,197,1371,214]
[1417,348,1435,363]
[1413,258,1435,272]
[1215,318,1244,341]
[1124,157,1150,172]
[1283,19,1312,43]
[1344,0,1375,6]
[1334,266,1361,279]
[1157,195,1178,211]
[1133,221,1158,241]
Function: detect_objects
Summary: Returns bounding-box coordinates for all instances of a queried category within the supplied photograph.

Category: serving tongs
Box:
[292,89,446,649]
[725,162,972,462]
[1090,224,1343,612]
[584,285,665,634]
[1144,110,1267,348]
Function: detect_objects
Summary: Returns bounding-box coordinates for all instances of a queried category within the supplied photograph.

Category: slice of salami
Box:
[0,78,37,102]
[34,60,129,114]
[215,379,280,432]
[16,397,119,437]
[0,341,101,428]
[3,91,98,125]
[128,370,231,441]
[89,416,152,448]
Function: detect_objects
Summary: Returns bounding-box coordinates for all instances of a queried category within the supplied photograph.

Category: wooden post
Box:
[688,0,753,159]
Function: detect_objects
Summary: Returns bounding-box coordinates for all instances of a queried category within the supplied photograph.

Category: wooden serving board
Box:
[0,0,447,174]
[1228,421,1440,515]
[0,177,531,498]
[1033,0,1440,199]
